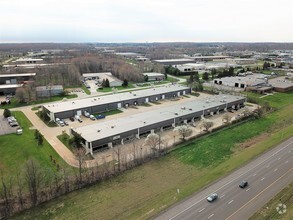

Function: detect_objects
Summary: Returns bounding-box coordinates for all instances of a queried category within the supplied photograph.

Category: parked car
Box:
[62,120,69,126]
[96,114,106,119]
[207,193,218,202]
[10,121,19,127]
[239,181,248,188]
[55,118,64,126]
[78,117,83,123]
[69,117,75,122]
[84,111,90,118]
[90,115,96,120]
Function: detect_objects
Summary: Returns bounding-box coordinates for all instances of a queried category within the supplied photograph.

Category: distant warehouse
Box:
[42,85,191,121]
[72,94,245,154]
[36,85,63,98]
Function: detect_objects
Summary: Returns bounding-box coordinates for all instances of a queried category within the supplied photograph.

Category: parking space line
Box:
[246,188,250,192]
[198,208,205,213]
[208,214,214,219]
[228,200,234,205]
[274,168,278,172]
[261,177,265,181]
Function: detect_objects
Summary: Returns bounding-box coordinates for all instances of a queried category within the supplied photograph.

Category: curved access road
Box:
[155,137,293,220]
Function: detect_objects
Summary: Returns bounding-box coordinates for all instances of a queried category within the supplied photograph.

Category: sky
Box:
[0,0,292,43]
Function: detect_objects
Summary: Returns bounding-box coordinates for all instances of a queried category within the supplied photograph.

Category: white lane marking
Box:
[220,195,225,198]
[228,200,234,205]
[168,139,293,220]
[261,177,265,181]
[246,188,250,192]
[278,157,281,160]
[198,208,205,213]
[274,168,278,172]
[285,160,289,163]
[253,173,257,176]
[266,164,270,168]
[208,214,214,219]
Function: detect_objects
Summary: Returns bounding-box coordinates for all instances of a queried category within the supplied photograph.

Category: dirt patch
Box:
[237,133,270,149]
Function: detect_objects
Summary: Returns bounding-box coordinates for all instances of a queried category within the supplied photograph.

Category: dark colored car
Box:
[207,193,218,202]
[69,117,75,122]
[239,181,248,188]
[96,114,106,119]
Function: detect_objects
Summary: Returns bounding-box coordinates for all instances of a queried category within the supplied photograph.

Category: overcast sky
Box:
[0,0,292,43]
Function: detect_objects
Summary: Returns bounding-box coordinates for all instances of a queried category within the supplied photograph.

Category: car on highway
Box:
[207,193,218,202]
[239,181,248,188]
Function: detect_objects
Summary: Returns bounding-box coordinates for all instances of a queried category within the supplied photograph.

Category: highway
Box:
[155,137,293,220]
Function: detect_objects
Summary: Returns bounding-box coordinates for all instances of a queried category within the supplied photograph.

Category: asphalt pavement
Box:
[155,137,293,220]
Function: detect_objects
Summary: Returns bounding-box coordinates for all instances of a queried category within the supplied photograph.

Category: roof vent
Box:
[111,126,114,128]
[97,130,101,132]
[175,113,178,115]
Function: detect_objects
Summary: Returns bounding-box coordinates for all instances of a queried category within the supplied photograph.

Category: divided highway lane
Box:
[155,137,293,220]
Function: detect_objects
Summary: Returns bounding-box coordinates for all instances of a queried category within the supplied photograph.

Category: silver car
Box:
[207,193,218,202]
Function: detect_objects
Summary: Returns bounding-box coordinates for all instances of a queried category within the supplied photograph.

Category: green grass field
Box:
[11,91,293,219]
[250,182,293,220]
[97,83,135,92]
[81,85,91,95]
[0,111,69,179]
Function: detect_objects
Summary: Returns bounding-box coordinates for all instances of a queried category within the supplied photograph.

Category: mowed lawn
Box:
[0,111,68,178]
[11,92,293,220]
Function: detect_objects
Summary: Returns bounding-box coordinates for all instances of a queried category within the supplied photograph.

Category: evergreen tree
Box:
[3,108,11,118]
[202,72,209,81]
[194,72,200,82]
[105,78,110,87]
[122,79,128,87]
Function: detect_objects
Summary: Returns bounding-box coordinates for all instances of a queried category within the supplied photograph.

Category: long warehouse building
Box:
[72,94,246,155]
[42,85,191,121]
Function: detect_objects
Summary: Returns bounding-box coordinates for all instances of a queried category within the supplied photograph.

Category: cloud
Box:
[0,0,292,42]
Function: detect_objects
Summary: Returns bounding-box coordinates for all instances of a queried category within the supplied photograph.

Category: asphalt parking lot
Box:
[0,116,16,135]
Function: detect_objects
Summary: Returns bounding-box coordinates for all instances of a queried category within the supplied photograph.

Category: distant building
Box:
[36,85,63,98]
[0,73,36,95]
[214,74,268,89]
[14,58,43,64]
[268,77,293,92]
[153,58,196,65]
[142,72,165,81]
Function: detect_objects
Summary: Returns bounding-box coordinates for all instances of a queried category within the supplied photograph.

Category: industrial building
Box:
[71,94,245,154]
[42,85,191,121]
[142,72,165,81]
[213,74,268,89]
[36,85,64,98]
[0,73,36,95]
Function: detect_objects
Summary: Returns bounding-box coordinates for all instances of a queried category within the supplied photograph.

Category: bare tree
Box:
[145,133,160,156]
[113,146,123,172]
[74,148,86,188]
[16,170,24,210]
[222,114,231,124]
[25,159,42,206]
[173,125,193,140]
[0,176,13,217]
[201,120,214,132]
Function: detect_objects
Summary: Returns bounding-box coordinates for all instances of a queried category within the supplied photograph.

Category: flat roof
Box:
[0,73,36,78]
[269,77,293,89]
[43,84,190,113]
[82,72,112,77]
[0,84,22,89]
[73,94,245,142]
[15,58,43,62]
[142,72,164,77]
[215,74,267,86]
[154,58,195,63]
[193,56,230,59]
